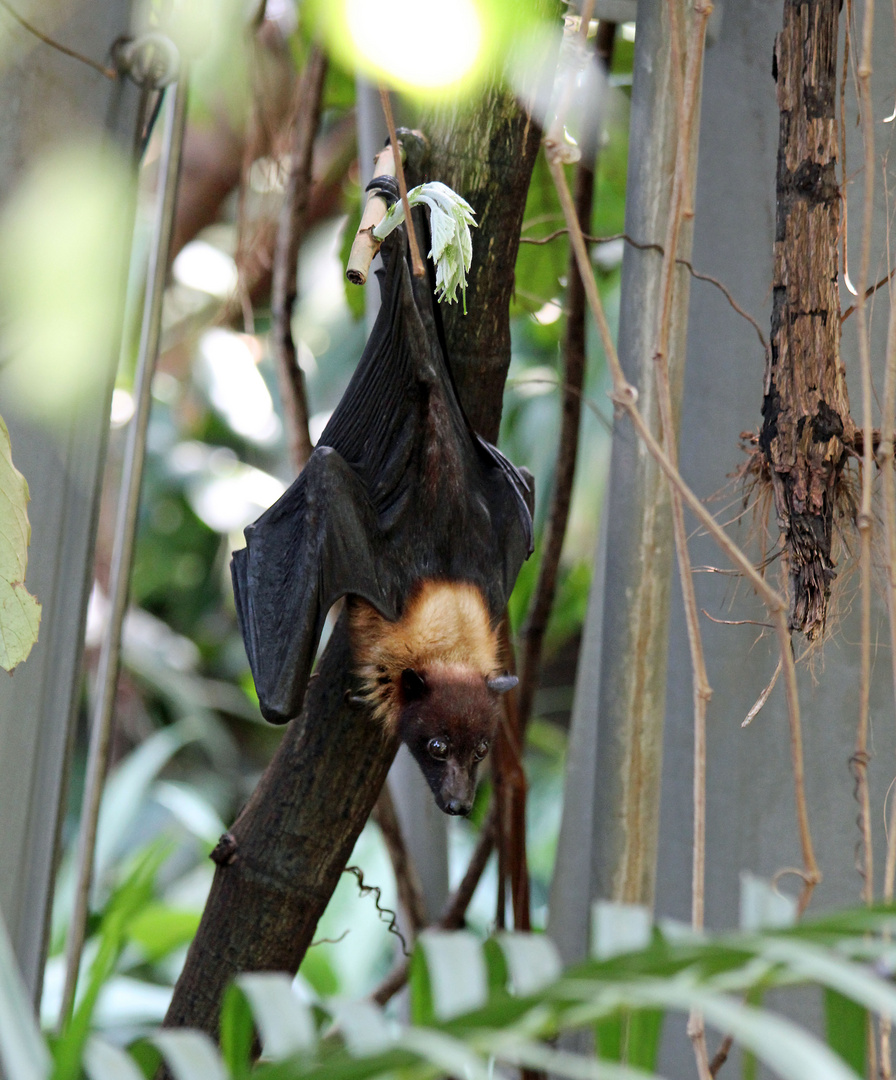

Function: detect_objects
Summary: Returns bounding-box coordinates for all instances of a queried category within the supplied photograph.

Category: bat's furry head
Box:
[349,580,517,815]
[396,664,517,815]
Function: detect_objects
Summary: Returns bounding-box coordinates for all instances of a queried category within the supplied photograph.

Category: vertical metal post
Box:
[0,0,141,1004]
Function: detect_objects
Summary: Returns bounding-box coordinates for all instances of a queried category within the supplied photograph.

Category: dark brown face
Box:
[397,667,517,816]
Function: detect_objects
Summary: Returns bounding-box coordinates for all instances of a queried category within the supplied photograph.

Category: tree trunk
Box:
[759,0,851,639]
[162,62,552,1042]
[422,56,552,442]
[163,622,398,1036]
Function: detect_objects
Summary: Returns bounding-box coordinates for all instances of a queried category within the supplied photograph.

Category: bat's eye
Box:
[427,737,449,760]
[473,741,489,762]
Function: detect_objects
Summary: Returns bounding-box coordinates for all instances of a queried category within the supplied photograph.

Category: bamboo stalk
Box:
[646,3,713,1074]
[545,124,820,913]
[345,143,399,285]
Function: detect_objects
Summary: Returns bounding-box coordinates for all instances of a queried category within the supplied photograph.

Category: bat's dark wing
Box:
[472,436,534,618]
[232,224,533,724]
[231,448,399,723]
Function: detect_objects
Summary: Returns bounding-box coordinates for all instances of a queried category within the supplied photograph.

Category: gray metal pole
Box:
[0,1,141,1004]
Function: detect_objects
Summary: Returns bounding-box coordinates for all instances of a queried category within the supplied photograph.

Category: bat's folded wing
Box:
[231,446,399,724]
[474,436,535,609]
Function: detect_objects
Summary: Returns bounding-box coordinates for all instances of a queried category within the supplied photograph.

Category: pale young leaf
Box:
[0,416,40,671]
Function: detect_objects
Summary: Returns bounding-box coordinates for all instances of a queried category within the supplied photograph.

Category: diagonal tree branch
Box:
[271,45,328,472]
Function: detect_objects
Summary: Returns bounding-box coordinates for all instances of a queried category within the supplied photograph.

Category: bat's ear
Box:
[401,668,428,701]
[486,673,518,694]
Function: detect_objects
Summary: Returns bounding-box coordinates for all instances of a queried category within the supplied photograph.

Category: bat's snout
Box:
[438,760,476,816]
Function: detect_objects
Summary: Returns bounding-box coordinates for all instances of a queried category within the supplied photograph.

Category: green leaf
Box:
[624,1009,663,1071]
[691,989,861,1080]
[94,722,195,879]
[398,1028,492,1080]
[234,972,318,1060]
[127,905,200,963]
[751,936,896,1018]
[595,1013,623,1061]
[54,846,167,1080]
[0,902,50,1080]
[408,941,434,1027]
[594,1009,662,1070]
[298,948,340,999]
[591,902,653,959]
[416,930,489,1021]
[220,984,254,1080]
[83,1037,146,1080]
[502,1039,665,1080]
[148,1030,229,1080]
[494,932,563,996]
[553,975,863,1080]
[0,415,40,671]
[326,1001,394,1057]
[824,989,866,1074]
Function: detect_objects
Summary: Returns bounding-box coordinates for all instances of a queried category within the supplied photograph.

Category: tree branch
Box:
[271,45,327,472]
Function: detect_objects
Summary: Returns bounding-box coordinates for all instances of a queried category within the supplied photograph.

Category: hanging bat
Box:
[231,204,533,816]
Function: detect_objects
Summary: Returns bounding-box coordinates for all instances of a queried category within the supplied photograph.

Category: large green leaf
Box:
[0,415,40,671]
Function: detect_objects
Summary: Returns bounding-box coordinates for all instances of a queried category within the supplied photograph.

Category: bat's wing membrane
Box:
[231,447,400,724]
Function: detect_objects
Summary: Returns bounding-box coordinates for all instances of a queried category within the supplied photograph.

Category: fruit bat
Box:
[231,196,533,815]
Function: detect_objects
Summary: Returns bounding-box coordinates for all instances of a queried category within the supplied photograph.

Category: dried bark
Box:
[759,0,854,638]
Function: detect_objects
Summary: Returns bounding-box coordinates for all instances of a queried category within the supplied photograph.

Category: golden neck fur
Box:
[348,580,501,731]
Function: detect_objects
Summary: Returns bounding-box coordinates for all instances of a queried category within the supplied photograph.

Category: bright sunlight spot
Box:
[110,388,136,428]
[190,462,287,534]
[172,240,239,299]
[533,299,563,325]
[343,0,482,91]
[197,329,280,445]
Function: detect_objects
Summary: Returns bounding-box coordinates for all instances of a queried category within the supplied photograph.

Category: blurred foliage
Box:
[0,145,134,420]
[36,0,636,1030]
[14,865,896,1080]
